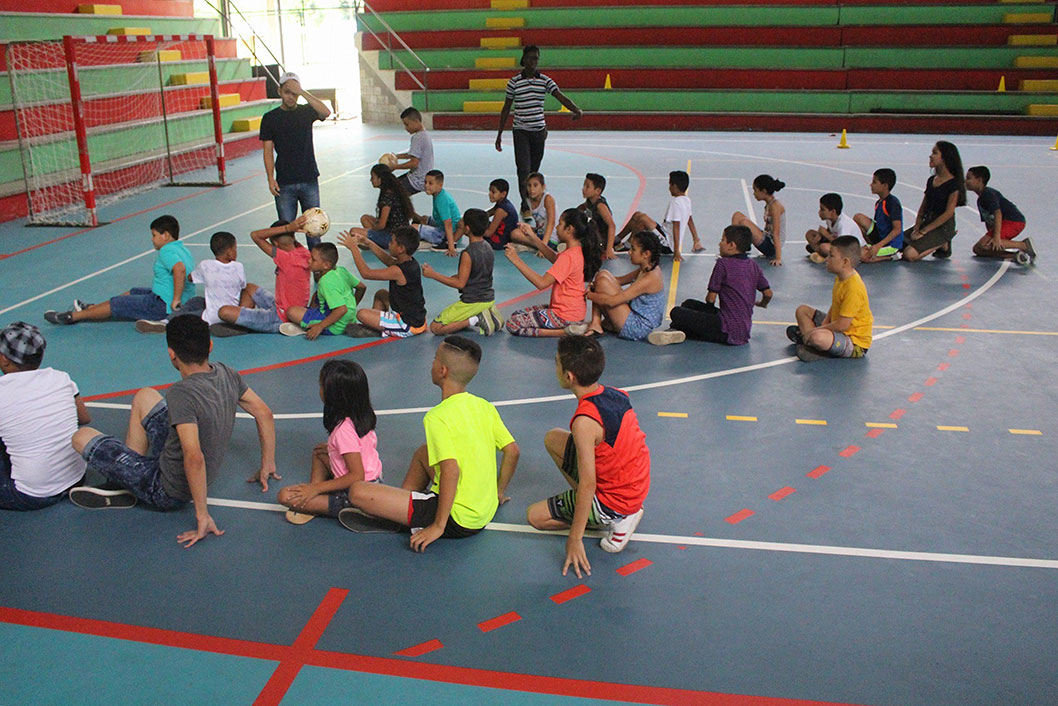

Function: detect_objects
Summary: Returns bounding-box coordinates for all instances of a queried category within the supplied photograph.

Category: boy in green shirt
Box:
[340,336,520,550]
[281,243,365,339]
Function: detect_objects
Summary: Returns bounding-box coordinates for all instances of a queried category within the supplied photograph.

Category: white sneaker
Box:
[565,322,590,336]
[279,322,306,337]
[647,329,686,346]
[600,508,644,553]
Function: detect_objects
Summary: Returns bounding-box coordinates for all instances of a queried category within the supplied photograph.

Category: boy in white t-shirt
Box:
[614,170,701,262]
[0,322,90,510]
[137,231,250,333]
[806,192,859,262]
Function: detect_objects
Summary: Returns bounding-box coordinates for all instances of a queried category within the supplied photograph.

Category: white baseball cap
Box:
[278,71,300,86]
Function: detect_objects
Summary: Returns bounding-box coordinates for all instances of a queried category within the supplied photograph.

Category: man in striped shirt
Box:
[495,46,583,217]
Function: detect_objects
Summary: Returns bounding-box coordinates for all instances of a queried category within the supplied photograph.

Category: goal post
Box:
[6,34,227,227]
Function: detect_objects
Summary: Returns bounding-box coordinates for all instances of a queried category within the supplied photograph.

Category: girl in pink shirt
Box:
[504,208,602,336]
[278,360,382,523]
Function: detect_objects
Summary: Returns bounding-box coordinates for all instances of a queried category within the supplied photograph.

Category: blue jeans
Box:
[275,180,322,248]
[110,288,167,321]
[0,439,80,511]
[367,229,393,249]
[235,288,282,333]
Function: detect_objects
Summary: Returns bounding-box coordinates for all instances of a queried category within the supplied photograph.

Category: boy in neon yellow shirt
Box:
[788,235,873,362]
[341,336,520,550]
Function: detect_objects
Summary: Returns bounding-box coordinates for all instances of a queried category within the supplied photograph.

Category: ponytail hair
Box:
[371,164,414,225]
[630,230,662,269]
[560,207,602,281]
[752,174,786,195]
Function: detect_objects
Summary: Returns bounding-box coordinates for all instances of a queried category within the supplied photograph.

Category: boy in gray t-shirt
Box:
[71,316,277,548]
[395,107,434,196]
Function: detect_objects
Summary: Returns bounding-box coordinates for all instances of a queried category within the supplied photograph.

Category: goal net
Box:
[5,34,227,226]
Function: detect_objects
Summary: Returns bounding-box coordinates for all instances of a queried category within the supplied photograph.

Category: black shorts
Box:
[407,491,481,539]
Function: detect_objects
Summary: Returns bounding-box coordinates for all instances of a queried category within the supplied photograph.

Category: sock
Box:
[467,315,480,326]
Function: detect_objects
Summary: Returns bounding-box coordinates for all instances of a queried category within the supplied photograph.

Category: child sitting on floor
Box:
[527,335,651,577]
[526,172,557,248]
[788,235,873,363]
[731,175,786,267]
[412,169,462,256]
[652,225,771,346]
[422,209,504,336]
[359,164,414,249]
[615,170,702,261]
[567,231,665,342]
[281,243,365,339]
[579,173,618,259]
[853,168,904,263]
[278,360,382,524]
[806,192,859,261]
[504,209,602,337]
[966,165,1034,261]
[337,226,428,338]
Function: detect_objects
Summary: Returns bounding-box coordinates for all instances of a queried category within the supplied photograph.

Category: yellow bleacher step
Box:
[169,72,209,86]
[232,116,262,132]
[1014,55,1058,68]
[1003,12,1055,24]
[485,17,525,29]
[1008,34,1057,46]
[1026,104,1058,116]
[138,49,181,63]
[107,27,150,35]
[491,0,528,8]
[1020,79,1058,91]
[463,101,505,113]
[201,93,241,109]
[475,56,517,69]
[481,36,521,49]
[469,78,510,91]
[77,4,122,14]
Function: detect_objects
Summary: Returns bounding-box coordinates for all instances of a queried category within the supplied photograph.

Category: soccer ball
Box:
[302,207,330,237]
[379,152,397,169]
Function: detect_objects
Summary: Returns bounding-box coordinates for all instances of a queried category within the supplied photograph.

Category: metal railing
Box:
[200,0,285,90]
[354,0,430,111]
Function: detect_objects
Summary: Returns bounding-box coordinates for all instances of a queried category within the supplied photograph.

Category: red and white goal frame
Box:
[6,33,227,227]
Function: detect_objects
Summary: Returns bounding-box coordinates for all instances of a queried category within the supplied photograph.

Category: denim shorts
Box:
[81,399,185,510]
[110,288,167,321]
[367,229,393,249]
[235,288,282,333]
[0,440,82,511]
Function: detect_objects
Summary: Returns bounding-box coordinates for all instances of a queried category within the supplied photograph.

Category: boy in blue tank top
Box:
[853,168,903,263]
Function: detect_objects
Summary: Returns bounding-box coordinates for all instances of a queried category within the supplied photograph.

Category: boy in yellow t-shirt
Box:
[340,336,520,550]
[787,235,873,362]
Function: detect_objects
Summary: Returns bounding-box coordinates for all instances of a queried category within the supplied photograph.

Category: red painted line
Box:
[948,349,959,357]
[806,465,831,479]
[964,303,973,309]
[677,545,687,550]
[693,531,704,537]
[725,509,755,524]
[768,486,796,501]
[477,611,522,633]
[394,639,444,658]
[616,558,653,576]
[960,323,969,328]
[550,585,591,605]
[924,377,937,386]
[962,283,971,289]
[0,605,863,706]
[889,408,906,420]
[865,428,884,439]
[253,587,349,706]
[838,445,861,458]
[955,336,966,344]
[908,392,924,403]
[962,313,972,320]
[0,172,260,261]
[937,362,950,371]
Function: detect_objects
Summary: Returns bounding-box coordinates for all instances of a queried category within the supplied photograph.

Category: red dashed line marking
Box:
[960,323,969,328]
[394,639,444,658]
[616,558,653,576]
[924,377,938,386]
[890,409,906,420]
[677,546,687,550]
[807,465,831,479]
[865,428,885,439]
[725,509,755,525]
[839,445,861,458]
[948,349,959,357]
[955,336,966,344]
[550,585,591,605]
[477,612,522,633]
[693,532,704,537]
[909,392,924,403]
[962,283,971,290]
[937,363,950,371]
[768,487,797,501]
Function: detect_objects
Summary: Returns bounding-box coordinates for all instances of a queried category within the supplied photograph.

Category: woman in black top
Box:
[903,141,966,261]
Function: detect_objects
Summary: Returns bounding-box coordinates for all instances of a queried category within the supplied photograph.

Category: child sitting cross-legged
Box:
[280,243,365,339]
[566,231,665,342]
[337,226,428,338]
[527,335,650,577]
[651,225,772,346]
[853,168,904,263]
[787,235,873,363]
[422,209,505,336]
[412,169,462,257]
[805,192,859,262]
[277,360,383,525]
[614,170,702,262]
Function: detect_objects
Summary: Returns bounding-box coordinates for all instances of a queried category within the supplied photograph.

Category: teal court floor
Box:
[1,124,1057,706]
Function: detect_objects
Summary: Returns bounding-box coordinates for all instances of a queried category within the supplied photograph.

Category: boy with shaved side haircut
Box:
[341,336,519,549]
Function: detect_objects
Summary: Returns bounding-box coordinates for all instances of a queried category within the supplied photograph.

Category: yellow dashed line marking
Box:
[1009,429,1042,435]
[726,415,758,422]
[658,412,688,418]
[866,422,898,429]
[795,419,827,426]
[937,426,970,432]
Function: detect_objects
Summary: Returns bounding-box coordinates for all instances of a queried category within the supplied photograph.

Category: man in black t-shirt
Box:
[260,71,331,246]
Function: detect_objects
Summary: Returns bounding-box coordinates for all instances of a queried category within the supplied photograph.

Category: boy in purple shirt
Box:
[650,225,772,346]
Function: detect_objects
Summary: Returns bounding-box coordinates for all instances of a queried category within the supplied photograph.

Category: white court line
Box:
[199,500,1058,570]
[0,162,375,317]
[739,178,757,225]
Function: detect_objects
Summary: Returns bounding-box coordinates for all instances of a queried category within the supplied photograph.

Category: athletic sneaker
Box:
[135,319,168,333]
[477,307,504,336]
[600,507,644,553]
[875,246,899,258]
[337,507,401,533]
[647,329,686,346]
[69,486,137,510]
[43,310,74,325]
[429,243,455,253]
[809,252,826,264]
[932,243,952,258]
[796,344,825,363]
[344,323,378,338]
[209,322,251,338]
[565,322,590,336]
[613,240,630,253]
[1023,237,1036,260]
[72,299,93,312]
[786,325,803,344]
[279,322,306,337]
